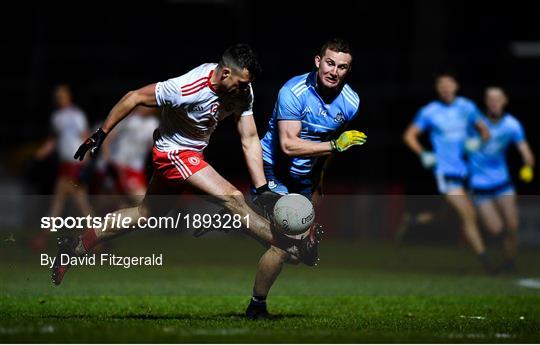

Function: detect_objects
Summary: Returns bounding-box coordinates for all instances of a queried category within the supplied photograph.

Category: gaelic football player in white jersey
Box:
[102,106,159,204]
[52,44,322,286]
[32,85,94,251]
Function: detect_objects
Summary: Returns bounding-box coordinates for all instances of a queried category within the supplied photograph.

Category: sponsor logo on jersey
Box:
[191,104,204,112]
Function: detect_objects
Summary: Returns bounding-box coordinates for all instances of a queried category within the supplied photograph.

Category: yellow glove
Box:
[331,130,367,152]
[519,165,534,183]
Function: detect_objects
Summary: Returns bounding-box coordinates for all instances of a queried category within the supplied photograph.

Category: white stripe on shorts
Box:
[168,150,189,179]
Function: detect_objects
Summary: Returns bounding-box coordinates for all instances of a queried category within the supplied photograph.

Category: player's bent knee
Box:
[222,190,246,210]
[230,189,245,201]
[490,224,504,235]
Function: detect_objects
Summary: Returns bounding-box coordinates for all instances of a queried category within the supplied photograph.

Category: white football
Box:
[273,193,315,238]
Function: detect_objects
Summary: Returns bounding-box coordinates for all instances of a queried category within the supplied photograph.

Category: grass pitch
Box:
[1,231,540,343]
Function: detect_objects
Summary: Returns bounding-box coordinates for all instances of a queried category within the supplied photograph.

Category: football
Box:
[273,193,315,238]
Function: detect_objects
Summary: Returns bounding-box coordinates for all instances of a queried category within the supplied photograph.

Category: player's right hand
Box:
[464,137,482,152]
[420,151,436,169]
[519,165,534,183]
[331,130,367,152]
[74,128,108,161]
[252,184,281,219]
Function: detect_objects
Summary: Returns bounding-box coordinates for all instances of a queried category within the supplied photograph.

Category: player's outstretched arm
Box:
[330,130,367,152]
[278,120,366,157]
[236,114,267,189]
[403,124,424,155]
[474,119,491,141]
[101,84,158,133]
[35,136,56,160]
[517,141,535,183]
[403,124,435,169]
[74,83,158,161]
[278,120,330,157]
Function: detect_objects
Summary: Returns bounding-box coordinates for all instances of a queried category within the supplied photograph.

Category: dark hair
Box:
[434,71,458,82]
[54,83,72,94]
[219,43,262,79]
[319,38,352,58]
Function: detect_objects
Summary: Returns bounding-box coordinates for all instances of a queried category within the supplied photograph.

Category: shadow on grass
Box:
[42,312,305,321]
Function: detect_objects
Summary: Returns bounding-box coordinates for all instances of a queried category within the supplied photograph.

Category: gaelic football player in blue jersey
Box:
[246,38,367,319]
[403,74,496,273]
[469,87,535,272]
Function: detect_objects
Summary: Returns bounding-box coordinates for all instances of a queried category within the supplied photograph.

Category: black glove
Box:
[74,128,108,161]
[252,184,282,219]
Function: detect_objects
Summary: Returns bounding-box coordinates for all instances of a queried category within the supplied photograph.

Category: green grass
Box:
[1,231,540,342]
[2,295,539,343]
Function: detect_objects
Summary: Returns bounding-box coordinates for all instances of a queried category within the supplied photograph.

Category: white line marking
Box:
[459,315,486,320]
[517,278,540,289]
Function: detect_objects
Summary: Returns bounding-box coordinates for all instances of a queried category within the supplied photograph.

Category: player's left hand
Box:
[74,128,108,161]
[419,151,436,169]
[331,130,367,152]
[519,165,534,183]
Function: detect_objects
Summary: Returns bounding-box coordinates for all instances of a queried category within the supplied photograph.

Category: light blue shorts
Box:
[471,181,515,205]
[435,172,466,194]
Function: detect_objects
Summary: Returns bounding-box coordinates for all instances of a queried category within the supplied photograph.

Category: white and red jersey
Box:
[51,105,88,162]
[110,113,159,171]
[154,63,254,152]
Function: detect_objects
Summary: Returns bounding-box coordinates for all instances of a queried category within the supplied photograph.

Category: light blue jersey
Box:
[260,72,360,178]
[469,113,525,189]
[414,97,481,178]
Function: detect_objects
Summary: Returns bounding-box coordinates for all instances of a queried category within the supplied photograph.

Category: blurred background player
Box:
[102,106,159,205]
[31,84,94,250]
[246,38,367,319]
[402,74,495,273]
[468,86,535,272]
[52,44,322,286]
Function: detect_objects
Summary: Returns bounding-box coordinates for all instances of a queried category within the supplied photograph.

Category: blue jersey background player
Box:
[247,38,367,319]
[413,95,481,194]
[469,87,535,272]
[402,74,496,273]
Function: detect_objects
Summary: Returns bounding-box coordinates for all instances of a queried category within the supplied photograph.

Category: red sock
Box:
[80,228,99,251]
